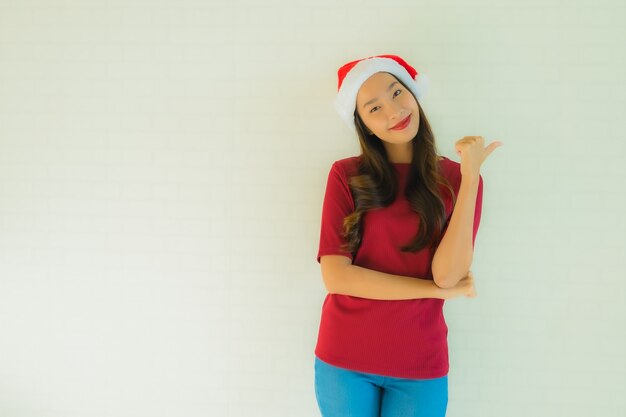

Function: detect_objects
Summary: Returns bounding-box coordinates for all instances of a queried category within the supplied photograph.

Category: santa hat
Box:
[334,54,429,132]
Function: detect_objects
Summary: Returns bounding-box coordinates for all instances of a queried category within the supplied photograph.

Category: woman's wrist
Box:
[461,172,480,184]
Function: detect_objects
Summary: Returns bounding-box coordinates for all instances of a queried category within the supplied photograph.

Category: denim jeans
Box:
[314,355,448,417]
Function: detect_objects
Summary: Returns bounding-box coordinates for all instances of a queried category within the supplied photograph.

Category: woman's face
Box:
[355,72,420,144]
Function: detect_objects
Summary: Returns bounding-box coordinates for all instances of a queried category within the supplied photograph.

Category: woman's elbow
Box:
[433,274,455,289]
[432,256,473,289]
[431,261,453,288]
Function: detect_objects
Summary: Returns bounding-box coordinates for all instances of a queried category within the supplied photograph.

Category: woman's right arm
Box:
[321,255,475,301]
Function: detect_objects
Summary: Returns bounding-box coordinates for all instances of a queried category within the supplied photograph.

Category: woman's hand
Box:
[456,270,477,298]
[454,136,503,178]
[443,270,477,299]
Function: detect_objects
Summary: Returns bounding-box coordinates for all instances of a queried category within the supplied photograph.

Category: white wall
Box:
[0,0,624,416]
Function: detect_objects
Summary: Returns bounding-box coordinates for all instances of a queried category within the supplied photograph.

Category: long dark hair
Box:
[339,75,456,256]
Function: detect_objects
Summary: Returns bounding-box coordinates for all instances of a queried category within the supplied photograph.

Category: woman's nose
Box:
[387,103,404,119]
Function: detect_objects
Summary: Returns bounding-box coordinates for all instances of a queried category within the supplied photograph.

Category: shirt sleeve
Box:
[316,161,355,264]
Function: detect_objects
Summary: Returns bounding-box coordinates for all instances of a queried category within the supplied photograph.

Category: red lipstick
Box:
[390,114,411,130]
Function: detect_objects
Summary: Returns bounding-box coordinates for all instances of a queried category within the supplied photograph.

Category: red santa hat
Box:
[334,54,429,132]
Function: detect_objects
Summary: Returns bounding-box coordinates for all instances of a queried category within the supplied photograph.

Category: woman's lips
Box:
[390,114,411,130]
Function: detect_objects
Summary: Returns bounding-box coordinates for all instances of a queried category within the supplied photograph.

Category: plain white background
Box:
[0,0,624,416]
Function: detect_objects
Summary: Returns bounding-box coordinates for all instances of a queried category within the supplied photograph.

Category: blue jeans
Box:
[314,356,448,417]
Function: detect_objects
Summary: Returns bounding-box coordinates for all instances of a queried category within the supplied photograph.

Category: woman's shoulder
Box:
[334,155,360,165]
[332,155,361,176]
[438,154,458,170]
[437,155,463,186]
[437,154,453,164]
[438,155,484,189]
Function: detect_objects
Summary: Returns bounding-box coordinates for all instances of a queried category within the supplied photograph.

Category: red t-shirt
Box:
[315,155,483,379]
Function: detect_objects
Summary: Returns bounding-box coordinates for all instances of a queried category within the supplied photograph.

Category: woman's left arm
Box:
[431,135,503,289]
[431,174,481,289]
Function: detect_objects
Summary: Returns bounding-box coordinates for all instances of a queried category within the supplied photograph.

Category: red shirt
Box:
[315,155,483,379]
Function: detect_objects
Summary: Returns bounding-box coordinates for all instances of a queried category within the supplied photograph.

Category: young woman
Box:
[314,54,502,417]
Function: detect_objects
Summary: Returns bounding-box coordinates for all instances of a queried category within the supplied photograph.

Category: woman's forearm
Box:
[330,264,449,300]
[431,175,480,289]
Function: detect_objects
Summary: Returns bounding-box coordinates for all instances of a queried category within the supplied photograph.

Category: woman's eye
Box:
[393,89,402,97]
[369,106,379,113]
